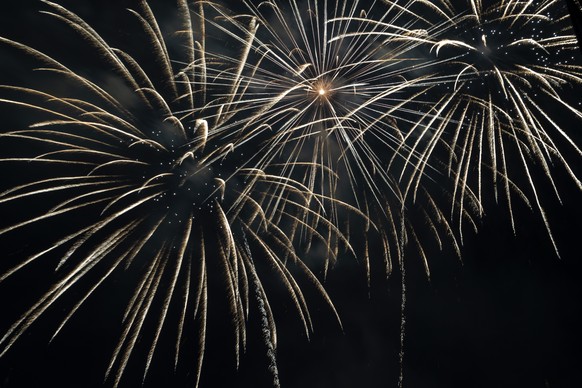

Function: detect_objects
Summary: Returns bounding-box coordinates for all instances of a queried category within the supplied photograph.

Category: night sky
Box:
[1,1,581,388]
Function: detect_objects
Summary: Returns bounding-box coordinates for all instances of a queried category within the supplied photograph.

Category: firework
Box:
[372,0,582,252]
[190,3,582,382]
[0,1,345,386]
[1,0,581,387]
[196,0,474,283]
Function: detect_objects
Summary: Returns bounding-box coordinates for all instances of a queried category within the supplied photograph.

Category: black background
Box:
[0,1,581,387]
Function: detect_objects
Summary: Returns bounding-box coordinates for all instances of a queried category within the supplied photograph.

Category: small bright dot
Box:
[318,88,326,96]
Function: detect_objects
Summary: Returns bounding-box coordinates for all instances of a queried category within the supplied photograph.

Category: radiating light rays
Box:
[353,0,582,253]
[0,1,348,387]
[429,0,582,253]
[199,0,429,189]
[193,0,470,281]
[1,0,581,387]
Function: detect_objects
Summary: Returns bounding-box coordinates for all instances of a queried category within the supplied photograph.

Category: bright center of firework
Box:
[312,78,333,100]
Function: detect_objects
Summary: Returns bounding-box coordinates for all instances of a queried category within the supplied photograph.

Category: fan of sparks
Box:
[0,1,347,386]
[0,0,580,387]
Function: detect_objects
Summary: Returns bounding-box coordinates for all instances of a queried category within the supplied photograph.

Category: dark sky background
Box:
[0,1,581,388]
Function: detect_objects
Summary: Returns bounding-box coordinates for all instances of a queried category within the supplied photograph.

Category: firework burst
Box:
[0,1,345,386]
[375,0,582,251]
[1,0,581,387]
[195,0,474,283]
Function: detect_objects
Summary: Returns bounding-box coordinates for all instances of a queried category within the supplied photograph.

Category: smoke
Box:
[242,228,281,388]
